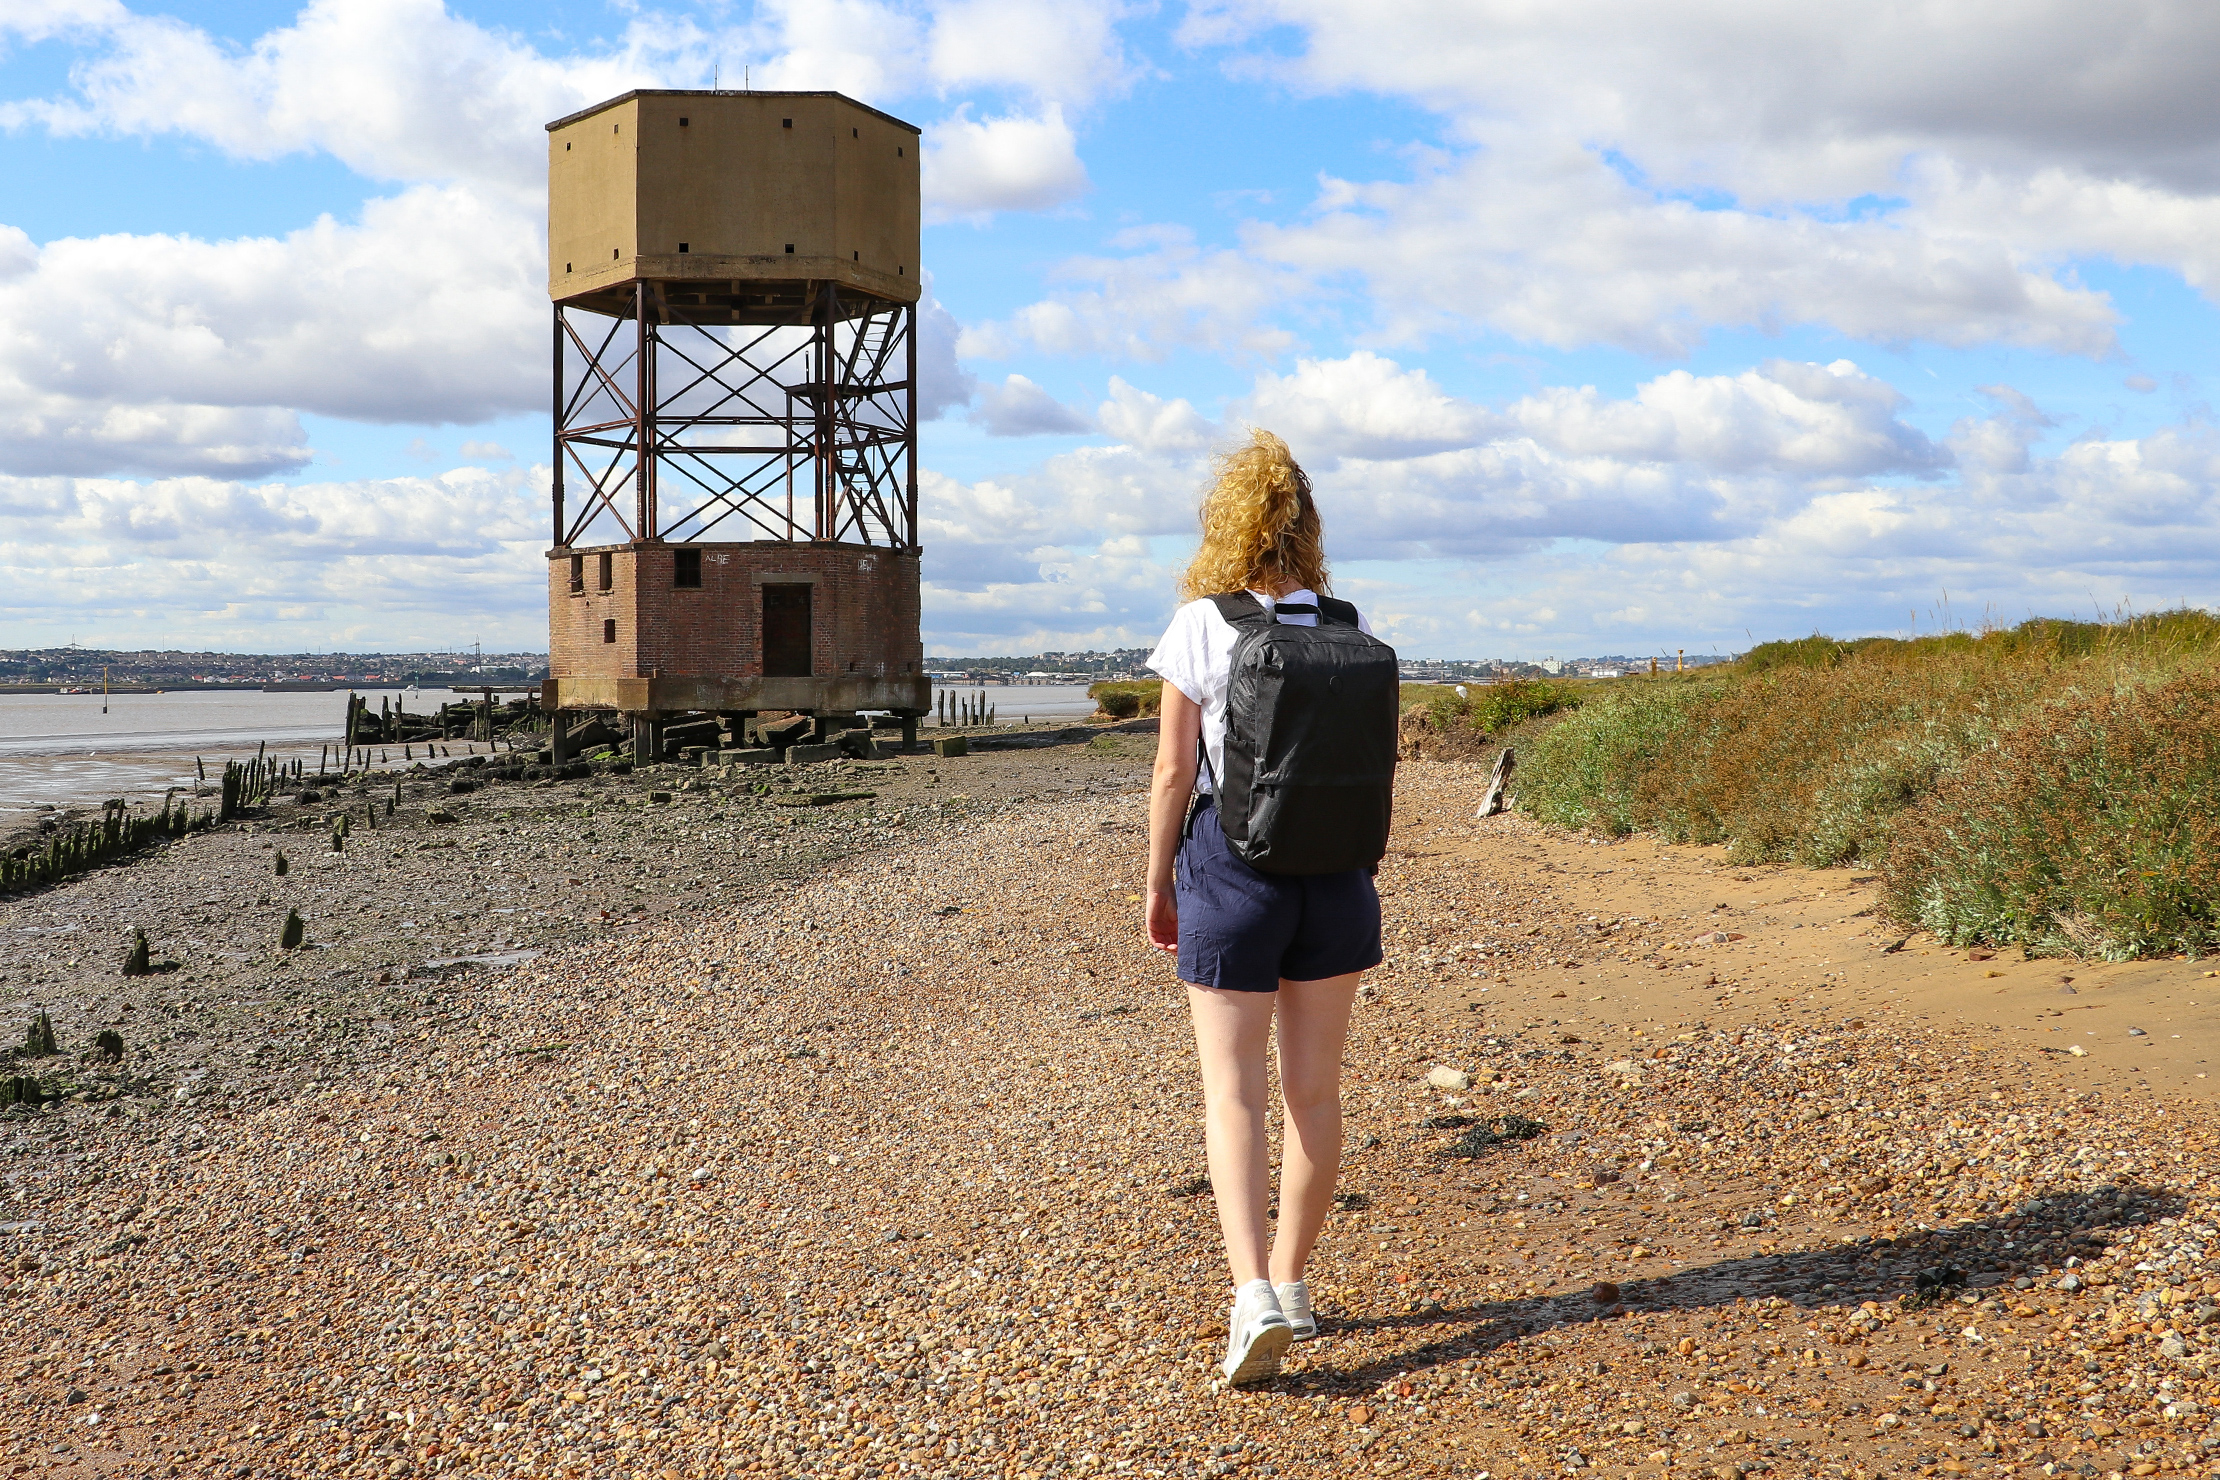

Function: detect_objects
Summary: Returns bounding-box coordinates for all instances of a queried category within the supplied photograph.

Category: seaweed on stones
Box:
[1437,1115,1546,1159]
[1899,1266,1967,1309]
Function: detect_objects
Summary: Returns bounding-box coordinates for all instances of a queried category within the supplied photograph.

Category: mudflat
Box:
[1,742,2213,1480]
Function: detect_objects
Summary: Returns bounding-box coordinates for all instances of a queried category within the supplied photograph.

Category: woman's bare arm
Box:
[1146,684,1203,954]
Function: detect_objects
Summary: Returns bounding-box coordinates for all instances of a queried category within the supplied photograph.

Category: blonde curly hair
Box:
[1178,429,1329,602]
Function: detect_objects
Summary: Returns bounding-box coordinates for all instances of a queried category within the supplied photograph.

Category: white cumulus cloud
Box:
[970,374,1092,436]
[923,104,1089,219]
[0,464,549,648]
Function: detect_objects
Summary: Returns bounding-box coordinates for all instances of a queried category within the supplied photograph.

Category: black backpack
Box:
[1192,592,1400,875]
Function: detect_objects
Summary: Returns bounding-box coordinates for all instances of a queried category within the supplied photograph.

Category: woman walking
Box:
[1145,429,1394,1384]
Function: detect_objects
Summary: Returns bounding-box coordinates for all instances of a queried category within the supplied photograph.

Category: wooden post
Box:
[1478,747,1516,817]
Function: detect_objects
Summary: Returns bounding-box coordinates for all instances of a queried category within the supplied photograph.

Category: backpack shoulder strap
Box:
[1316,595,1361,628]
[1209,591,1269,625]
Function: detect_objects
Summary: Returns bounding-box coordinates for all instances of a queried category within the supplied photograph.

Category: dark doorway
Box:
[763,584,812,677]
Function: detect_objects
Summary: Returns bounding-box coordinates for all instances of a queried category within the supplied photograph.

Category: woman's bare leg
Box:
[1186,983,1280,1286]
[1269,971,1361,1285]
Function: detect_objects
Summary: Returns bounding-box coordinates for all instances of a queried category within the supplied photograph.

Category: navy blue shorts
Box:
[1175,797,1384,994]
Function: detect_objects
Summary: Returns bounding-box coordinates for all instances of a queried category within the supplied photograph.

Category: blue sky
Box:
[3,0,2218,659]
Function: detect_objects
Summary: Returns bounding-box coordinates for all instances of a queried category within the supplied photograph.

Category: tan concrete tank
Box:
[547,89,920,318]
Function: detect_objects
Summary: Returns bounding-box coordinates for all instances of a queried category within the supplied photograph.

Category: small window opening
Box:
[784,243,794,253]
[673,549,702,588]
[678,243,689,253]
[612,248,620,259]
[782,118,792,129]
[853,251,859,261]
[679,117,689,127]
[852,128,859,138]
[565,262,572,273]
[613,123,619,133]
[897,146,903,157]
[602,618,617,644]
[568,554,584,592]
[597,551,613,591]
[565,142,571,151]
[897,265,904,275]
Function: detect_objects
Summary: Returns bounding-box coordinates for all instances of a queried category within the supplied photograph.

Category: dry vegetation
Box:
[1512,611,2220,960]
[1088,678,1163,720]
[1397,679,1582,762]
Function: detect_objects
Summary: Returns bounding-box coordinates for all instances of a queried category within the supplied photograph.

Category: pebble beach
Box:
[3,737,2218,1480]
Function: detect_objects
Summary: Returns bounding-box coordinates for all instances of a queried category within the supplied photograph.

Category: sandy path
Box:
[4,758,2217,1480]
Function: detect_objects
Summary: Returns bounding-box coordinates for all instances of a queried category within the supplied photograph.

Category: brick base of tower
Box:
[542,540,930,716]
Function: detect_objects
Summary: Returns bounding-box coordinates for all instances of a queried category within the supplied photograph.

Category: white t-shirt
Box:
[1146,588,1375,794]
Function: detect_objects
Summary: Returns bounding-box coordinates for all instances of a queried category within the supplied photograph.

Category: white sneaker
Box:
[1274,1280,1317,1341]
[1220,1279,1293,1385]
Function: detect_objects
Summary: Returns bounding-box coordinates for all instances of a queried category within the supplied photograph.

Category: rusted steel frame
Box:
[831,300,879,392]
[643,310,816,548]
[560,416,643,547]
[816,282,838,541]
[552,306,565,549]
[653,333,811,429]
[645,295,816,543]
[839,442,902,546]
[559,310,636,427]
[840,298,902,391]
[830,432,899,545]
[903,301,918,549]
[655,450,799,542]
[826,303,907,545]
[658,332,795,413]
[654,310,814,420]
[554,306,645,548]
[636,280,657,541]
[557,415,638,545]
[562,416,648,438]
[667,488,793,544]
[561,437,640,547]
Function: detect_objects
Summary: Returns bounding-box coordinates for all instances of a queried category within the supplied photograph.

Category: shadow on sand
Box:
[1271,1181,2183,1394]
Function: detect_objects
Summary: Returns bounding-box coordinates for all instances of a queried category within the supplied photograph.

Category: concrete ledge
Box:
[963,718,1159,752]
[713,748,782,766]
[543,674,930,715]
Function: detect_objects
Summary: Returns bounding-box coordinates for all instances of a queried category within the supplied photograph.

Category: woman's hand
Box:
[1146,884,1179,954]
[1148,684,1203,960]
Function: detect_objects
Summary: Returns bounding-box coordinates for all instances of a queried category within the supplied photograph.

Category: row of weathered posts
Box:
[0,795,214,894]
[937,689,996,727]
[342,691,544,749]
[0,743,302,895]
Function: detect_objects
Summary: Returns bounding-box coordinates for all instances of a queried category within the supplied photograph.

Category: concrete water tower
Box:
[540,89,930,755]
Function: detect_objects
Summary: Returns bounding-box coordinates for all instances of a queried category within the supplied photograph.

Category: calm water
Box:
[0,681,1106,823]
[0,688,484,826]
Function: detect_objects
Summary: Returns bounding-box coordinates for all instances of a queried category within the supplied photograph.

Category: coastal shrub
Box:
[1089,679,1162,720]
[1512,609,2220,956]
[1627,655,2023,864]
[1882,670,2220,959]
[1397,679,1582,762]
[1520,680,1718,834]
